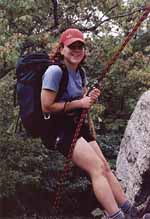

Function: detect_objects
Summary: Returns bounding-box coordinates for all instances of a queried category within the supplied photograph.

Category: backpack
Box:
[15,51,85,138]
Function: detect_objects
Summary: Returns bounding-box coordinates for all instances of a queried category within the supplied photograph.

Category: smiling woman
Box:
[40,28,149,219]
[61,41,85,67]
[59,28,86,67]
[41,28,96,153]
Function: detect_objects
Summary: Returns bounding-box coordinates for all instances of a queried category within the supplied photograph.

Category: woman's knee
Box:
[72,137,111,178]
[91,160,111,178]
[89,158,112,181]
[89,141,112,177]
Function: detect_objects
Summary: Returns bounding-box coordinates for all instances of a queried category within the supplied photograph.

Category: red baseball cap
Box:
[59,28,85,46]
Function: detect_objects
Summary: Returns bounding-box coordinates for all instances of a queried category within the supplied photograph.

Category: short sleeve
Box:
[42,65,63,92]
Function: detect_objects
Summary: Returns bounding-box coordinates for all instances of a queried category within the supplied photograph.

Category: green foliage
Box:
[0,0,150,216]
[0,135,48,197]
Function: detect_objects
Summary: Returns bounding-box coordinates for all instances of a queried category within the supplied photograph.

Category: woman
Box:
[41,28,145,219]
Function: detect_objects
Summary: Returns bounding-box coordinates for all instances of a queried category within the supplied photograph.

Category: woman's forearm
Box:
[42,99,82,113]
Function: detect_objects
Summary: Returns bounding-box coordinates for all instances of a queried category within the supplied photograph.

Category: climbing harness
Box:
[53,5,150,214]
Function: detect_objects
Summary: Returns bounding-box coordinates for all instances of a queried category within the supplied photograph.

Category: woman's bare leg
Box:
[89,141,127,206]
[72,137,120,215]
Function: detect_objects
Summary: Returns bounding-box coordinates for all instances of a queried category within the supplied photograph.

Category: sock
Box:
[120,200,132,214]
[109,210,125,219]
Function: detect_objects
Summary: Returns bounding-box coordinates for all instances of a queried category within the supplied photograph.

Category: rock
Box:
[116,91,150,205]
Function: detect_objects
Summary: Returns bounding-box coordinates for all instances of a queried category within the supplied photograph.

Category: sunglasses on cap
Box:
[67,42,85,50]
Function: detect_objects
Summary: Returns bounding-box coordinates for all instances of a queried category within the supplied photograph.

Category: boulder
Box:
[116,91,150,206]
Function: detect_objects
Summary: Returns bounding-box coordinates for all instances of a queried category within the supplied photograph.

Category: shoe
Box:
[143,214,150,219]
[125,206,141,219]
[125,206,150,219]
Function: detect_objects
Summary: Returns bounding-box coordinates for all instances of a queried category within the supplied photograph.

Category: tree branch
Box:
[51,0,59,27]
[80,6,147,32]
[0,66,14,79]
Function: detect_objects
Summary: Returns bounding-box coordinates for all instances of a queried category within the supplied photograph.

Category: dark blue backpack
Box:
[15,52,85,138]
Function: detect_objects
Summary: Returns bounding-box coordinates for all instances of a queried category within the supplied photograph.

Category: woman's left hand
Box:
[88,87,100,103]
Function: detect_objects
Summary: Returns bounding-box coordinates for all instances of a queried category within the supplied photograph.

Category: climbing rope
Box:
[53,5,150,214]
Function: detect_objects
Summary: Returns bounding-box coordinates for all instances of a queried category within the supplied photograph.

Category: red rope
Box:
[53,5,150,214]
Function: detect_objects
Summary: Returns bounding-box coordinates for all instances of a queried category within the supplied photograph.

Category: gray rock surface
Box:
[116,91,150,204]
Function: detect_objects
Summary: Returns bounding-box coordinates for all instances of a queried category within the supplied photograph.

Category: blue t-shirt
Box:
[42,65,86,102]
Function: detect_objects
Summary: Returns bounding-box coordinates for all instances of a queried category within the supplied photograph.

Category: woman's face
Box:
[61,41,85,66]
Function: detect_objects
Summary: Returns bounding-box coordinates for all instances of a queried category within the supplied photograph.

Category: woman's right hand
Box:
[80,96,94,109]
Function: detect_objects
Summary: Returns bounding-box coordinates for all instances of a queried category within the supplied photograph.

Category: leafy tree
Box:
[0,0,149,216]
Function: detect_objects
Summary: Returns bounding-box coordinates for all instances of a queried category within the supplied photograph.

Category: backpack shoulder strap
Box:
[79,66,86,87]
[56,64,68,100]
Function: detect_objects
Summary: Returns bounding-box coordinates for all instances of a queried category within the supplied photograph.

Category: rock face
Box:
[116,91,150,205]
